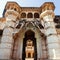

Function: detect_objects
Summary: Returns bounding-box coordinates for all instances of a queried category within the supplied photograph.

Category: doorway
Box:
[22,30,37,60]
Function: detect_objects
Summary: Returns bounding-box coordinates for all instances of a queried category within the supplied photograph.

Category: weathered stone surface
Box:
[48,49,60,59]
[1,36,13,43]
[0,23,6,29]
[45,22,55,28]
[45,28,56,36]
[6,15,16,21]
[0,49,12,59]
[6,21,16,27]
[47,43,60,49]
[0,43,13,49]
[0,27,13,59]
[3,27,13,36]
[47,35,58,43]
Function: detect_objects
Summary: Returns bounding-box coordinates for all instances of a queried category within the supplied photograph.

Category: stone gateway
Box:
[0,1,60,60]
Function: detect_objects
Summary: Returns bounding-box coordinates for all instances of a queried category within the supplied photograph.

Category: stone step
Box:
[25,58,34,60]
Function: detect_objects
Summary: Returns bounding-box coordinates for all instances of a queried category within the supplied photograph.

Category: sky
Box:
[0,0,60,17]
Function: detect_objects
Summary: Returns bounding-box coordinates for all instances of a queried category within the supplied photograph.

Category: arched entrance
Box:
[22,30,37,60]
[12,26,48,60]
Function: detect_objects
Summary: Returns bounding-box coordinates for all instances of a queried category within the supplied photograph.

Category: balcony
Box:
[5,10,19,17]
[20,18,40,21]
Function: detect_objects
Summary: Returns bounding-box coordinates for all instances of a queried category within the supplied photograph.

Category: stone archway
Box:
[12,24,48,60]
[22,30,37,60]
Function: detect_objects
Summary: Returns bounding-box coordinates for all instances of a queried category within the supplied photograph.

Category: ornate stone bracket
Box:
[15,19,44,33]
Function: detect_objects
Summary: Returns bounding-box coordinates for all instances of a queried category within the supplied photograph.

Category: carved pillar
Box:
[0,7,20,59]
[0,14,17,59]
[0,27,14,59]
[40,10,60,59]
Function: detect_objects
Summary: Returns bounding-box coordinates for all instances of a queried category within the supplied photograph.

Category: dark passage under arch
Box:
[22,30,37,60]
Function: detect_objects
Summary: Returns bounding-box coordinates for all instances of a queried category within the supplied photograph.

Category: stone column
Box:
[40,10,60,59]
[0,8,20,59]
[0,27,14,59]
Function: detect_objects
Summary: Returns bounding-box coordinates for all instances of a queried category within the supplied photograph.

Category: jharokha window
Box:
[21,13,26,18]
[27,13,33,18]
[34,13,39,18]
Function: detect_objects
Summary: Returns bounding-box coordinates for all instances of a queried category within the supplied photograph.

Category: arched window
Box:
[27,13,33,18]
[34,13,39,18]
[21,13,26,18]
